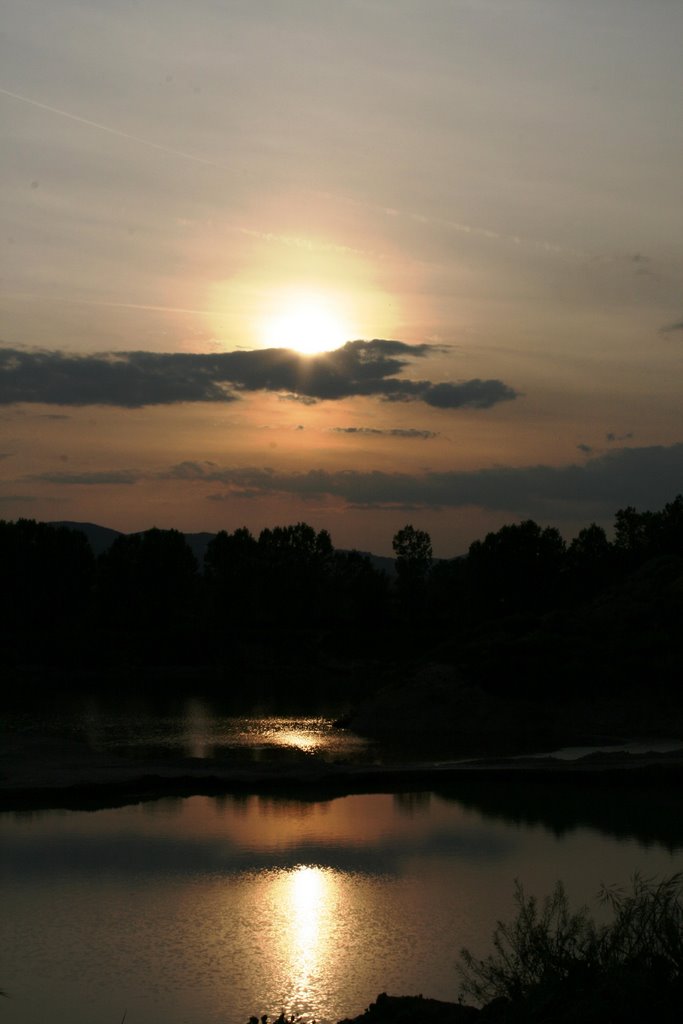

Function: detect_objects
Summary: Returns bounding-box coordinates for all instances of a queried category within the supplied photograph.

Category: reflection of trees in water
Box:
[213,792,251,816]
[256,796,318,819]
[393,791,432,816]
[435,778,683,851]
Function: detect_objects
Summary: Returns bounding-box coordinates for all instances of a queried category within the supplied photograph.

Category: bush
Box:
[458,874,683,1022]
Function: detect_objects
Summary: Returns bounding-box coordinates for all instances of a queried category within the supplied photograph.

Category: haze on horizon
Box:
[1,0,681,556]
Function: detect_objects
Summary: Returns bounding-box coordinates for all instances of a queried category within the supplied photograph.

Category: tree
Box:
[392,525,433,611]
[567,523,613,596]
[467,519,566,614]
[614,496,683,566]
[97,527,197,629]
[203,527,259,625]
[256,522,334,624]
[614,505,655,563]
[258,522,333,563]
[0,519,95,665]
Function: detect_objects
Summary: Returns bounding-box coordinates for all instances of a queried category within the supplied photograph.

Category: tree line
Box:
[0,495,681,695]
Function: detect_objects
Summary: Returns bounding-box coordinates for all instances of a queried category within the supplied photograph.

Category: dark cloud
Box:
[186,443,683,517]
[0,342,517,411]
[163,461,211,481]
[25,443,683,520]
[660,320,683,335]
[333,427,438,439]
[421,379,517,409]
[29,470,139,485]
[576,444,593,454]
[606,431,633,443]
[377,377,518,409]
[0,347,239,407]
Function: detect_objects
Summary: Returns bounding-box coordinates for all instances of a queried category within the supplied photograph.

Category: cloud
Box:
[333,427,438,439]
[660,320,683,335]
[0,347,239,407]
[163,461,210,482]
[0,342,518,411]
[28,470,139,485]
[606,431,633,443]
[24,443,683,521]
[181,443,683,518]
[576,444,593,454]
[417,380,518,409]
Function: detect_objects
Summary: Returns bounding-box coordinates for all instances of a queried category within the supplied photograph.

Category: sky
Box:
[1,0,681,556]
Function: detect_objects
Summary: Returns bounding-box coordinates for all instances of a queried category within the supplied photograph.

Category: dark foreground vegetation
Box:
[1,495,682,744]
[254,875,683,1024]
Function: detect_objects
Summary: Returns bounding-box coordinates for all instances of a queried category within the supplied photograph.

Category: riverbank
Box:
[2,728,683,812]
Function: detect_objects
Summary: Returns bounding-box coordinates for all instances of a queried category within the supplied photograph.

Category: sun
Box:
[261,291,352,355]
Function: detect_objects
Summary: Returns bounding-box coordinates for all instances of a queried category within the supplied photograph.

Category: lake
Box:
[2,711,682,1024]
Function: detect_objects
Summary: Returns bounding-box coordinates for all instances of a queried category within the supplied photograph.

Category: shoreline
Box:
[2,741,683,812]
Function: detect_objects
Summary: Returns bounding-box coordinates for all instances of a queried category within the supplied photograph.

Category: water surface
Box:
[3,701,374,765]
[2,785,682,1024]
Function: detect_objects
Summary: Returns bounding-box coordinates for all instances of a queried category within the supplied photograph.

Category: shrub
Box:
[458,874,683,1022]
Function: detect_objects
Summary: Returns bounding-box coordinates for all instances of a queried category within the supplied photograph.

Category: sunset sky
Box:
[1,0,681,555]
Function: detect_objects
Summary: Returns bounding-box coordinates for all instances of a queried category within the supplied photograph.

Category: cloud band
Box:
[0,342,517,410]
[28,443,683,521]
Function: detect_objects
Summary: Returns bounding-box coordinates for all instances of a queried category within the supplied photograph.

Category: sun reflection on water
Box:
[176,712,363,760]
[277,865,337,1018]
[267,728,323,754]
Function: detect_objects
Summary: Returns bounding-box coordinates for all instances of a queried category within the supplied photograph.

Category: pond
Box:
[2,772,682,1024]
[8,697,681,767]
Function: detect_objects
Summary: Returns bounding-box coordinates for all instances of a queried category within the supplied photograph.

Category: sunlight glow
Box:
[286,865,334,1008]
[269,723,324,754]
[261,292,352,354]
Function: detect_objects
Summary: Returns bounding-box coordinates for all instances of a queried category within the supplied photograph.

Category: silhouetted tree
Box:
[203,527,259,626]
[467,519,566,615]
[392,524,432,585]
[391,524,433,620]
[256,522,334,625]
[658,494,683,557]
[613,496,683,569]
[614,505,656,565]
[427,555,468,623]
[567,522,613,597]
[96,528,198,655]
[327,548,390,634]
[258,522,333,563]
[0,519,97,667]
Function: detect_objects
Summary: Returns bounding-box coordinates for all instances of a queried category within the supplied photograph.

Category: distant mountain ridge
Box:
[48,520,396,574]
[48,521,123,556]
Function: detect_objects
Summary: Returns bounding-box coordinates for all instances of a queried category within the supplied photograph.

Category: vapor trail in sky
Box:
[1,85,579,262]
[0,86,234,172]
